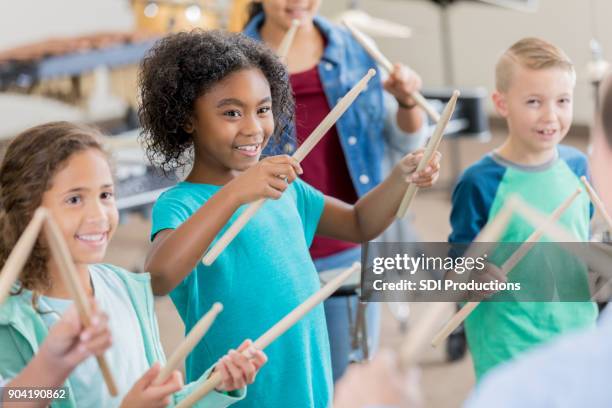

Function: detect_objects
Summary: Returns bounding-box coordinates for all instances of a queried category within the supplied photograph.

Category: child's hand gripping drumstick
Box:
[175,263,360,408]
[0,208,118,395]
[5,303,112,407]
[154,302,223,385]
[395,90,459,219]
[431,188,582,347]
[202,70,377,266]
[277,19,299,61]
[580,176,612,231]
[399,303,448,369]
[343,19,440,123]
[43,213,119,396]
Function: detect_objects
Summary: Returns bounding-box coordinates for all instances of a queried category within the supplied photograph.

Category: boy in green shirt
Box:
[449,37,598,380]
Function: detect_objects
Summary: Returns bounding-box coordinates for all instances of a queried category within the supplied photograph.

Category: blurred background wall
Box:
[1,0,610,124]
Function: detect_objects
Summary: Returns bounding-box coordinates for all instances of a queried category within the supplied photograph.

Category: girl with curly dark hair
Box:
[138,29,294,174]
[0,121,265,408]
[243,0,432,381]
[141,30,441,407]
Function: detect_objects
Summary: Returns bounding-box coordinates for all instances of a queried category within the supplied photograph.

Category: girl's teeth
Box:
[78,234,104,242]
[236,145,258,151]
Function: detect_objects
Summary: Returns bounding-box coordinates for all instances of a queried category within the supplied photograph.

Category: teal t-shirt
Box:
[449,146,598,380]
[151,179,333,408]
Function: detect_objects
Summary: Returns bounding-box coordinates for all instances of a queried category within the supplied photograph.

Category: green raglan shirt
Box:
[449,145,598,380]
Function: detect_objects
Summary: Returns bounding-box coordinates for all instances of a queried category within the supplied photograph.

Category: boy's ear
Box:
[492,91,509,118]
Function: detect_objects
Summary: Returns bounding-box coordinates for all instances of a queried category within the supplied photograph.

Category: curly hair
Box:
[0,121,107,295]
[138,29,294,173]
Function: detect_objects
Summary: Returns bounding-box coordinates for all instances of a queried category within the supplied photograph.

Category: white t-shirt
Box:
[39,266,150,407]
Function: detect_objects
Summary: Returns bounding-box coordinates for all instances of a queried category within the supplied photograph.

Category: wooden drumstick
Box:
[511,197,612,285]
[395,90,459,219]
[580,176,612,231]
[43,214,119,396]
[509,197,612,274]
[202,69,377,266]
[154,302,223,385]
[277,19,299,61]
[429,198,517,348]
[0,208,47,305]
[510,197,579,243]
[431,188,581,347]
[342,19,440,123]
[399,302,447,369]
[175,263,360,408]
[499,188,581,273]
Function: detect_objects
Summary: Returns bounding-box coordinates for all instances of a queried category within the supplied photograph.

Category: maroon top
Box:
[290,65,359,259]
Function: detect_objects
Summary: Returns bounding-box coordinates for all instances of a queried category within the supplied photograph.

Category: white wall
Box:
[1,0,611,124]
[0,0,134,50]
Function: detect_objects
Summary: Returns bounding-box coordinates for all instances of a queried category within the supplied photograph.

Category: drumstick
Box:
[429,198,517,348]
[510,197,579,243]
[175,263,360,408]
[43,214,119,396]
[399,302,447,369]
[580,176,612,231]
[500,187,581,272]
[395,90,459,219]
[202,69,377,266]
[431,188,581,347]
[342,19,440,123]
[0,208,47,305]
[154,302,223,385]
[277,19,299,61]
[509,196,612,275]
[515,198,612,286]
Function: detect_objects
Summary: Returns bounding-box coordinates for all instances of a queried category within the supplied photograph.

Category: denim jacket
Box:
[243,13,427,197]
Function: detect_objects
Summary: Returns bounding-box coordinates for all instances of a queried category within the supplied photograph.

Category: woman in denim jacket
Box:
[243,1,430,381]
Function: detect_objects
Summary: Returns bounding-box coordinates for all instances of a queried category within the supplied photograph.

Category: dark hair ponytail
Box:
[245,2,264,26]
[601,81,612,147]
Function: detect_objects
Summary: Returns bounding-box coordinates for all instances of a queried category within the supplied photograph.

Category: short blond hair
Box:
[495,37,575,92]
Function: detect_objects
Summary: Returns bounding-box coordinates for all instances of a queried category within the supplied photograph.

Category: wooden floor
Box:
[103,124,591,408]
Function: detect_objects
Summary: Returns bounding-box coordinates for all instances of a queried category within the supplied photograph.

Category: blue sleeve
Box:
[291,178,325,247]
[150,191,193,241]
[449,157,503,243]
[449,179,492,243]
[149,190,198,294]
[382,91,429,155]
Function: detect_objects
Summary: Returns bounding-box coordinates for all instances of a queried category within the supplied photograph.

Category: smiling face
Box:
[259,0,321,28]
[493,65,575,155]
[41,148,118,269]
[187,68,275,181]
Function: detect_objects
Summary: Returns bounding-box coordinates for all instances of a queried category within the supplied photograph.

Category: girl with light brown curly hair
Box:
[0,121,265,408]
